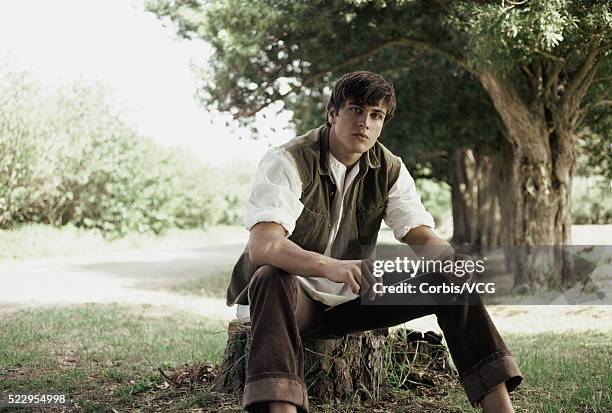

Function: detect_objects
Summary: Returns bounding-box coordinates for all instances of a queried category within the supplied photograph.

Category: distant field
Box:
[0,224,249,261]
[1,223,609,262]
[377,224,612,245]
[571,225,612,245]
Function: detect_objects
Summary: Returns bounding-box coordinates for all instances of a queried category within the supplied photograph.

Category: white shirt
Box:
[236,147,435,322]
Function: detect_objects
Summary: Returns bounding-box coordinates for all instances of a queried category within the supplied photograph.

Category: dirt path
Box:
[1,225,611,333]
[0,244,244,321]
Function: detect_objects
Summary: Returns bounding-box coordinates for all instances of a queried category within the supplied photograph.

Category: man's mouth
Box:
[353,133,368,141]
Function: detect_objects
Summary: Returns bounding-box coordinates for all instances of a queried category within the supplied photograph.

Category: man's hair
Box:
[325,71,396,127]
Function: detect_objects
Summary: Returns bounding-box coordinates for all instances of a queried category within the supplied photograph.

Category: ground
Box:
[0,225,611,412]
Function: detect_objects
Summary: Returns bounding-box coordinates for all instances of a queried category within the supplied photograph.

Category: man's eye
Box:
[372,113,383,119]
[351,107,361,113]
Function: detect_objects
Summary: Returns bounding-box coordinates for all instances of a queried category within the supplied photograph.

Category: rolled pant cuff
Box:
[243,373,309,413]
[460,352,523,407]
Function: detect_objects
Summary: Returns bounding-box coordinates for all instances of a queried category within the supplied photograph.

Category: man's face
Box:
[328,98,386,164]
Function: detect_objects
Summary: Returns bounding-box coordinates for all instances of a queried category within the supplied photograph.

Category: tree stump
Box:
[212,321,454,404]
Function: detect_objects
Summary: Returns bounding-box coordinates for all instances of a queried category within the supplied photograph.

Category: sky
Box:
[0,0,294,166]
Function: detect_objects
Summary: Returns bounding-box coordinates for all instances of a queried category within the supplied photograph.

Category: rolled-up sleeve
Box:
[384,158,436,241]
[244,148,304,236]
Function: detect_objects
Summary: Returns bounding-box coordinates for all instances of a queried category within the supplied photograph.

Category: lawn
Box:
[1,304,610,412]
[0,305,229,412]
[170,270,232,300]
[2,224,610,411]
[447,332,611,413]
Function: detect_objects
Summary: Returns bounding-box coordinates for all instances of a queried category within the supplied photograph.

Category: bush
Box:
[0,69,249,237]
[572,176,612,225]
[216,165,255,225]
[415,179,452,225]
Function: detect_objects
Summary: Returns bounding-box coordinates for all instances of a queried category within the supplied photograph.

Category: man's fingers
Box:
[360,261,378,300]
[347,273,360,294]
[361,275,371,297]
[361,269,374,299]
[351,277,360,295]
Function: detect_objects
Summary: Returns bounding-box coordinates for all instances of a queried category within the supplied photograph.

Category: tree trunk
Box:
[450,148,478,246]
[212,321,453,405]
[450,147,502,252]
[474,147,503,250]
[479,71,575,290]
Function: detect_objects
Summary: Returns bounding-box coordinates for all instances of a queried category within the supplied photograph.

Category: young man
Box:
[226,71,522,413]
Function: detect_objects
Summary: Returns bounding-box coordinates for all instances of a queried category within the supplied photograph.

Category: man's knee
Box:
[249,265,299,301]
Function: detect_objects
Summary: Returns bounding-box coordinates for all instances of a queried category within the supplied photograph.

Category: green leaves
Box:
[149,0,611,188]
[0,69,249,237]
[451,0,612,72]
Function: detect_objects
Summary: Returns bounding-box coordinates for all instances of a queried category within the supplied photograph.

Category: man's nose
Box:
[357,113,370,129]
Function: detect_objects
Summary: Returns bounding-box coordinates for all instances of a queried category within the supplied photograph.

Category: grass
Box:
[1,304,611,412]
[170,269,232,299]
[447,332,612,413]
[0,223,247,261]
[0,304,229,412]
[2,222,612,411]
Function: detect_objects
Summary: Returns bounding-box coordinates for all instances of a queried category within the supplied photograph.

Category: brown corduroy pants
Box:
[243,265,523,412]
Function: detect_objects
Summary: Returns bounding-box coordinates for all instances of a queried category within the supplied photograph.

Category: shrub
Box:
[572,176,612,225]
[415,179,452,225]
[0,69,248,237]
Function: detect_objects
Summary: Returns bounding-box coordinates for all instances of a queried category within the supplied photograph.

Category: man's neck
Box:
[328,129,361,168]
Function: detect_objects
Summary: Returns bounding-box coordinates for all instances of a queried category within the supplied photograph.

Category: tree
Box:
[0,68,245,237]
[149,0,509,249]
[149,0,612,289]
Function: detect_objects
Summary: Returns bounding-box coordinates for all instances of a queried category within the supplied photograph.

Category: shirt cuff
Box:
[393,213,436,241]
[244,208,297,237]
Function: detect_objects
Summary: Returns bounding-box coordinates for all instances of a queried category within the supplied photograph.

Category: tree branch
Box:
[563,36,602,109]
[235,39,407,117]
[304,36,473,86]
[589,99,612,110]
[534,60,543,93]
[302,39,408,87]
[561,57,599,132]
[596,42,612,53]
[521,64,538,92]
[234,87,296,118]
[567,63,599,130]
[534,48,566,63]
[235,36,473,118]
[478,70,538,148]
[431,0,453,15]
[593,75,612,84]
[544,61,563,100]
[395,38,476,75]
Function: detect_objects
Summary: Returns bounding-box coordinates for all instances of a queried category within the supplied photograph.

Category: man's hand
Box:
[248,222,382,300]
[402,226,475,283]
[318,259,382,301]
[440,252,476,284]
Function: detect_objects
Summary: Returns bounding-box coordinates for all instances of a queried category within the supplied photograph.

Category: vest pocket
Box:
[357,204,386,246]
[290,206,328,253]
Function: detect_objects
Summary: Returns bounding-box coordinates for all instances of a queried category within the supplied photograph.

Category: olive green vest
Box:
[226,125,402,306]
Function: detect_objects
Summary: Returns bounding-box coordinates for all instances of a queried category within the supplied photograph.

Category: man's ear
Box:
[327,108,336,125]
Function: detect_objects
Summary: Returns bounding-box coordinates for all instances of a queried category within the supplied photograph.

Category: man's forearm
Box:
[248,224,333,277]
[248,222,369,294]
[401,225,453,259]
